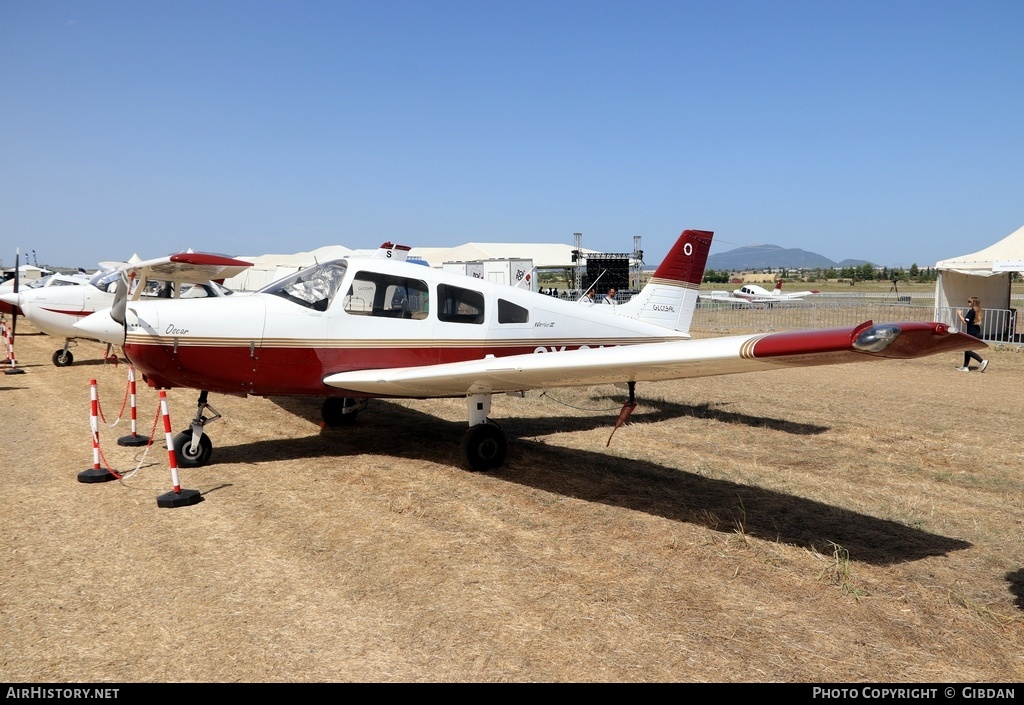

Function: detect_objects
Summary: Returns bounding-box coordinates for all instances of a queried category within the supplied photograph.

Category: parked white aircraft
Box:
[0,253,250,366]
[74,230,981,473]
[704,280,820,306]
[0,271,92,311]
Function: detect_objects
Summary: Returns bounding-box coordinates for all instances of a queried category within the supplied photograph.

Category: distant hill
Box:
[705,244,872,271]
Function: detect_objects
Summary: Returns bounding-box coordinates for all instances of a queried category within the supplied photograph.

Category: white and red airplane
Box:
[74,230,981,472]
[703,280,821,306]
[0,271,92,313]
[0,253,250,366]
[732,280,820,303]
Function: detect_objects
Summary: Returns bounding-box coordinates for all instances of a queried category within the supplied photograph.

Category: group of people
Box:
[957,295,989,372]
[580,287,618,305]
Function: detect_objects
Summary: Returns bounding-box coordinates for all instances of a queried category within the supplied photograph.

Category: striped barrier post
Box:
[156,390,202,508]
[3,319,24,375]
[117,366,150,447]
[77,379,116,483]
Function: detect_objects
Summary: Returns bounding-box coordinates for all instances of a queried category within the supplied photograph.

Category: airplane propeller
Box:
[111,272,129,325]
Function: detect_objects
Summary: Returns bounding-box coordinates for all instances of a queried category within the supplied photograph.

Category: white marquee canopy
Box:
[934,224,1023,337]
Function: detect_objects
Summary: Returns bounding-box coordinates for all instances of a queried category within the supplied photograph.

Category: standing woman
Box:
[956,296,989,372]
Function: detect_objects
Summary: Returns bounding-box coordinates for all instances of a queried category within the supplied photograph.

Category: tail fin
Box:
[773,280,783,296]
[616,229,712,334]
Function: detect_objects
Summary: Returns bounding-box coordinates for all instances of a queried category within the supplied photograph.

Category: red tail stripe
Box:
[651,230,713,285]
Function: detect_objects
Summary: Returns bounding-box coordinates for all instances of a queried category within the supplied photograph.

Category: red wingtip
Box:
[168,253,253,268]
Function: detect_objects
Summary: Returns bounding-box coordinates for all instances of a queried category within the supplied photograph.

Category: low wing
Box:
[324,321,982,398]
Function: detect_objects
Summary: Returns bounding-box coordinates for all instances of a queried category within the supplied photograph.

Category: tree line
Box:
[703,263,942,284]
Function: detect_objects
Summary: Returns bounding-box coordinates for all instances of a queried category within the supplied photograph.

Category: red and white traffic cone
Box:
[156,390,202,508]
[117,366,150,447]
[78,379,117,483]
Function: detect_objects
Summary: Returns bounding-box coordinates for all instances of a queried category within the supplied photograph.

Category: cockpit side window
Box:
[343,271,429,319]
[140,280,174,298]
[180,283,223,298]
[437,284,484,324]
[262,261,348,312]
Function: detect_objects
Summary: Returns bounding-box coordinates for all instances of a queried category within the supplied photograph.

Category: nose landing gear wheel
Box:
[52,350,74,366]
[173,429,213,468]
[461,423,507,472]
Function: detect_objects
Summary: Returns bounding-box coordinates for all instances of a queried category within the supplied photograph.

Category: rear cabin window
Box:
[437,284,484,324]
[343,272,429,319]
[498,299,529,324]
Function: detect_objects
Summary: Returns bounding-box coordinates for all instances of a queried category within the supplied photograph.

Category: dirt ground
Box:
[1,320,1022,683]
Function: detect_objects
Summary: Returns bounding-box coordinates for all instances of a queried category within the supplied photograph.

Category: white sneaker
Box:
[979,359,988,373]
[956,366,970,372]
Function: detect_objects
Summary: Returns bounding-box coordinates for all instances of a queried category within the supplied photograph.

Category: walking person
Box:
[956,296,989,372]
[602,287,618,305]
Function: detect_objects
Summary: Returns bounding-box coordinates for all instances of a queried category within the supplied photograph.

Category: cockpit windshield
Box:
[25,275,55,290]
[261,260,348,312]
[89,270,122,293]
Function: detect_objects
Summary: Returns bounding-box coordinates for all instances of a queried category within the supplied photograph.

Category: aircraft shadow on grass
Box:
[580,393,830,435]
[196,396,972,567]
[1007,569,1024,611]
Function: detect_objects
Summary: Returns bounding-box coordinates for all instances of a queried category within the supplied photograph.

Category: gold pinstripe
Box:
[646,278,699,289]
[125,334,681,348]
[738,335,768,359]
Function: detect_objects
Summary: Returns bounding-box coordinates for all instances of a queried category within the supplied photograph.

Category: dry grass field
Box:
[1,319,1023,683]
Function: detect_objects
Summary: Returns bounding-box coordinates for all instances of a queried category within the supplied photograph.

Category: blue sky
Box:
[2,1,1022,270]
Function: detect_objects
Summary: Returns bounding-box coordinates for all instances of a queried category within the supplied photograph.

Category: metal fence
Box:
[691,296,1023,345]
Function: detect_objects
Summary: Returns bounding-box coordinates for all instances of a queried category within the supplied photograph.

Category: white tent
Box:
[224,245,354,290]
[934,224,1023,340]
[224,242,597,291]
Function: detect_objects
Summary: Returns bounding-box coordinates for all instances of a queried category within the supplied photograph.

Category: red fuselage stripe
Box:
[126,342,583,396]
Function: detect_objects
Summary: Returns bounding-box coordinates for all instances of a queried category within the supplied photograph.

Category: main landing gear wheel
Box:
[461,423,507,472]
[321,397,366,427]
[173,429,213,468]
[52,350,74,367]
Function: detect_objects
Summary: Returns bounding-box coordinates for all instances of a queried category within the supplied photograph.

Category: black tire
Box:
[52,350,74,367]
[322,397,362,427]
[173,429,213,468]
[461,423,507,472]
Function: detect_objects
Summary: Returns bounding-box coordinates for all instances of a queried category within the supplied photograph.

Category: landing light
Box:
[852,324,901,353]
